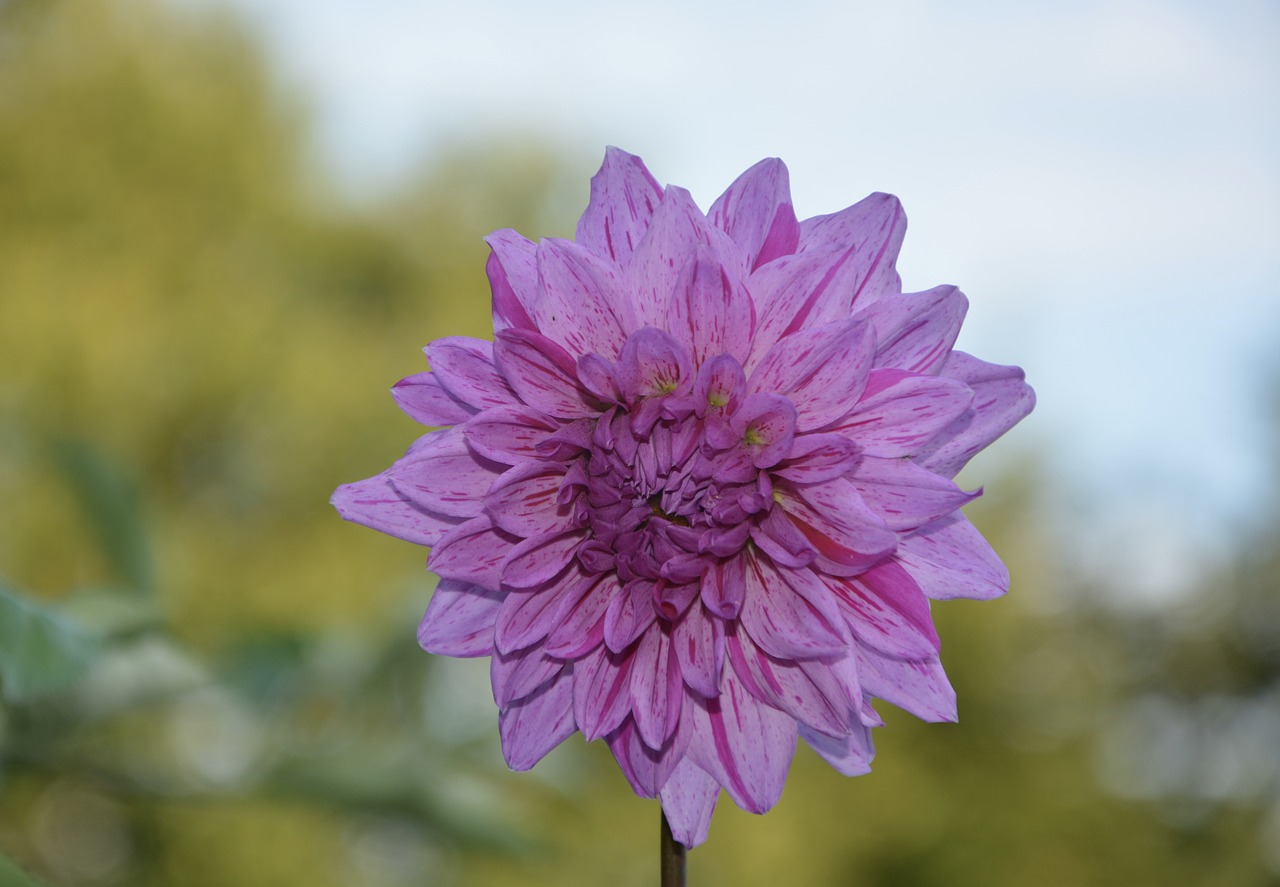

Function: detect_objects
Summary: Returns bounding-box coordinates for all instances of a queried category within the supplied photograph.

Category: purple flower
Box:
[332,148,1034,847]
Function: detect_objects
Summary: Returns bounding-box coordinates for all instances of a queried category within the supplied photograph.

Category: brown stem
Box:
[660,808,687,887]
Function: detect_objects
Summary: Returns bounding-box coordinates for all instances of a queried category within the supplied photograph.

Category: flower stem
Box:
[660,808,686,887]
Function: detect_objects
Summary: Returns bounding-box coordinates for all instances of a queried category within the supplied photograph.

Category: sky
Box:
[193,0,1280,581]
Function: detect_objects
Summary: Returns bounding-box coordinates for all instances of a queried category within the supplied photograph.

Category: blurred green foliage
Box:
[0,1,1276,885]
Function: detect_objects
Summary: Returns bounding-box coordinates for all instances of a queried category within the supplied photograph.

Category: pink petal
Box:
[575,146,663,266]
[425,337,520,412]
[606,714,687,798]
[708,157,800,271]
[387,430,503,518]
[747,319,873,431]
[773,482,898,575]
[797,191,906,306]
[774,433,863,484]
[391,372,474,426]
[857,647,958,723]
[614,327,694,403]
[417,580,502,657]
[625,186,739,331]
[916,351,1036,477]
[726,625,850,737]
[330,472,463,547]
[659,758,720,849]
[800,722,875,777]
[701,555,746,620]
[629,628,685,749]
[831,370,975,457]
[464,404,560,464]
[485,228,539,334]
[494,565,590,654]
[604,579,659,653]
[824,567,940,661]
[686,665,797,814]
[493,328,601,419]
[532,238,629,357]
[859,284,967,374]
[544,573,617,657]
[491,643,566,707]
[850,456,979,531]
[673,603,724,698]
[499,667,576,770]
[668,250,756,366]
[894,514,1009,601]
[427,516,519,587]
[732,392,797,469]
[484,462,574,537]
[500,529,585,590]
[746,246,862,365]
[573,644,635,741]
[740,550,848,659]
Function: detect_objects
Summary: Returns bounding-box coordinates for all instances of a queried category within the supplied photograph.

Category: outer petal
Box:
[494,565,590,654]
[686,665,798,814]
[659,758,720,848]
[391,372,474,426]
[726,625,851,737]
[574,644,635,741]
[830,369,975,458]
[486,228,538,333]
[708,157,800,271]
[797,191,906,305]
[500,529,586,590]
[916,351,1036,477]
[740,550,848,660]
[387,430,503,518]
[531,239,629,357]
[823,565,941,661]
[856,647,958,723]
[330,472,462,546]
[859,285,967,375]
[417,580,502,657]
[493,328,601,419]
[576,146,663,266]
[499,667,576,770]
[428,516,519,587]
[629,628,684,749]
[485,462,575,537]
[849,456,979,531]
[800,722,875,777]
[464,404,560,464]
[425,337,520,412]
[894,514,1009,601]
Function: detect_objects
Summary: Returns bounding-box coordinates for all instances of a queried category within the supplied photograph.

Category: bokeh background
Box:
[1,0,1277,885]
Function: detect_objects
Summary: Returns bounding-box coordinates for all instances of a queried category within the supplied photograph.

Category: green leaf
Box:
[0,582,96,702]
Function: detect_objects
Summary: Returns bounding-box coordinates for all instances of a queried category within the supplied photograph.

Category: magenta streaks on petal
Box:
[659,758,721,848]
[428,516,519,587]
[532,238,630,357]
[500,529,585,590]
[860,285,967,375]
[673,604,724,698]
[493,328,600,419]
[748,319,874,431]
[614,327,694,403]
[850,456,979,531]
[824,570,940,661]
[604,579,659,653]
[387,431,504,519]
[708,157,800,271]
[629,628,684,749]
[391,372,474,426]
[798,191,906,306]
[485,462,574,537]
[732,393,797,469]
[576,146,663,266]
[774,433,863,484]
[544,573,616,657]
[425,337,519,412]
[701,556,746,620]
[499,667,576,771]
[831,371,974,458]
[417,580,501,657]
[669,251,755,365]
[491,643,564,707]
[464,405,559,464]
[494,566,589,654]
[485,228,539,334]
[857,647,958,723]
[740,550,847,660]
[799,722,875,777]
[330,473,462,547]
[573,645,635,742]
[894,514,1009,601]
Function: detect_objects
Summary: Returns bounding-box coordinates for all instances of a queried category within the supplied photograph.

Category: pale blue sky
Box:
[195,0,1280,590]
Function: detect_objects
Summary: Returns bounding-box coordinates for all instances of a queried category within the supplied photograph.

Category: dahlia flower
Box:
[333,148,1033,847]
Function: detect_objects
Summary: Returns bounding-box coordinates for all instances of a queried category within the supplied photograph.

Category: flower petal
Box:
[773,482,898,575]
[330,472,462,547]
[894,514,1009,601]
[604,579,659,653]
[463,404,560,464]
[740,550,848,660]
[494,328,601,419]
[668,250,756,366]
[797,191,906,306]
[687,665,797,814]
[774,433,863,484]
[428,516,519,587]
[701,555,746,620]
[850,456,978,531]
[747,319,874,431]
[859,284,967,374]
[800,721,875,777]
[425,337,520,412]
[629,628,685,749]
[673,603,725,698]
[732,392,797,469]
[573,644,635,741]
[485,228,539,334]
[916,351,1036,477]
[494,565,590,654]
[606,713,687,798]
[387,430,503,518]
[831,369,975,457]
[391,371,474,426]
[485,462,575,537]
[614,327,694,403]
[726,624,851,737]
[492,642,567,707]
[499,666,576,770]
[708,157,800,271]
[576,146,663,266]
[856,647,958,723]
[659,758,720,849]
[532,238,629,357]
[417,580,502,657]
[544,573,617,657]
[824,563,940,661]
[500,529,586,590]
